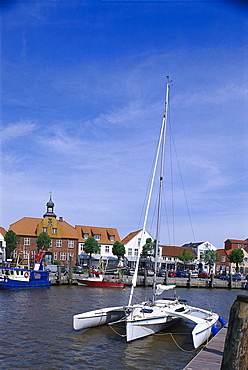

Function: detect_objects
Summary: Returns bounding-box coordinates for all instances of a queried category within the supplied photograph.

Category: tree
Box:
[203,249,220,273]
[112,241,126,263]
[36,232,51,251]
[229,248,244,273]
[4,230,20,259]
[178,249,196,270]
[83,236,99,269]
[141,238,156,258]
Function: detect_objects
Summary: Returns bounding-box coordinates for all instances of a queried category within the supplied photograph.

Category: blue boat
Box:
[0,246,51,290]
[0,263,51,290]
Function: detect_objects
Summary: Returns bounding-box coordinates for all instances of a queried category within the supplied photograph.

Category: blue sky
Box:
[1,0,247,248]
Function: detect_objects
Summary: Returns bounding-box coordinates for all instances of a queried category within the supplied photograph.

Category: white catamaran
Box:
[73,80,223,349]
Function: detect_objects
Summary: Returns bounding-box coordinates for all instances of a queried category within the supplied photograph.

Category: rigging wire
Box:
[169,124,196,242]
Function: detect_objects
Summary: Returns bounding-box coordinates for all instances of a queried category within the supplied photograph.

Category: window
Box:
[60,252,66,261]
[42,227,48,233]
[68,240,74,249]
[94,234,101,241]
[24,238,30,246]
[134,248,139,256]
[83,233,89,239]
[13,250,17,258]
[56,240,62,248]
[105,246,109,253]
[24,250,29,259]
[52,228,57,234]
[109,235,115,242]
[221,256,226,262]
[54,252,58,261]
[128,248,132,256]
[68,252,74,260]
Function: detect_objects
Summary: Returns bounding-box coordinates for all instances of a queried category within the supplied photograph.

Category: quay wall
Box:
[49,274,248,289]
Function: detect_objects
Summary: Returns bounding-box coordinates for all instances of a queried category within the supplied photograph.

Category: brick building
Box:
[9,196,78,266]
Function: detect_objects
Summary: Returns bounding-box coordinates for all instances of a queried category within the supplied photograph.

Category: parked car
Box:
[232,273,242,281]
[125,268,135,276]
[217,274,229,280]
[168,271,177,277]
[188,271,198,278]
[176,271,187,278]
[157,270,166,277]
[198,272,210,278]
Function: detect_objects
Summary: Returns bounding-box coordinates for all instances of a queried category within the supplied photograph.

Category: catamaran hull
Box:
[73,306,125,331]
[126,316,179,342]
[192,320,217,349]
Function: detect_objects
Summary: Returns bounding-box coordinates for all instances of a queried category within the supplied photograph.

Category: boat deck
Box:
[183,326,227,370]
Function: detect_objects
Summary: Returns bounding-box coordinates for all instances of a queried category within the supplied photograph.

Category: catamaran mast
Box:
[128,80,171,307]
[152,80,170,304]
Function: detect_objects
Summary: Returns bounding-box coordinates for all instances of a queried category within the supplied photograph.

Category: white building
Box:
[181,241,217,272]
[0,227,7,263]
[121,229,161,267]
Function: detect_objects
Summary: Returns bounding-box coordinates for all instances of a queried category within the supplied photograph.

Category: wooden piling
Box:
[68,256,73,285]
[209,273,214,288]
[56,265,62,285]
[221,294,248,370]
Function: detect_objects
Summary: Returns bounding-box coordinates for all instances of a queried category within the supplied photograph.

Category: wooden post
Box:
[187,272,191,288]
[209,273,214,288]
[68,255,73,285]
[56,265,62,285]
[228,273,233,289]
[143,269,148,287]
[221,294,248,370]
[163,270,168,285]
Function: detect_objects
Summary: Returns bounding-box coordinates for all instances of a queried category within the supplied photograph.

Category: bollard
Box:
[221,294,248,370]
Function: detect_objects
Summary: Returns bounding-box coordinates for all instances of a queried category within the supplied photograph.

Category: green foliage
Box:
[54,260,61,265]
[229,248,244,272]
[83,236,99,256]
[178,249,196,264]
[112,241,125,259]
[203,249,219,270]
[4,230,20,256]
[141,238,156,258]
[36,232,51,251]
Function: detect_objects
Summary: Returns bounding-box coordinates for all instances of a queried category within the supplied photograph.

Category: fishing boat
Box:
[73,80,223,348]
[77,269,125,288]
[0,246,51,290]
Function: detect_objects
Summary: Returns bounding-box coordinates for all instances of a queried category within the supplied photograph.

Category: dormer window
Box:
[94,234,101,241]
[83,233,89,240]
[109,235,115,242]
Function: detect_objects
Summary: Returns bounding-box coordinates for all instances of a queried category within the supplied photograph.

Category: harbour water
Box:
[0,286,247,369]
